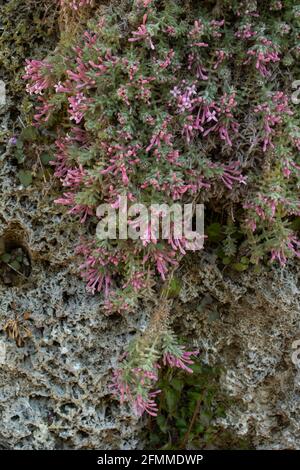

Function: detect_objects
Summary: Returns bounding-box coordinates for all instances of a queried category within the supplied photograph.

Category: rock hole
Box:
[11,415,20,422]
[0,225,32,286]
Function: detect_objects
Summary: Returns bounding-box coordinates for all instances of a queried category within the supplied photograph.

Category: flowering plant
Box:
[23,0,300,414]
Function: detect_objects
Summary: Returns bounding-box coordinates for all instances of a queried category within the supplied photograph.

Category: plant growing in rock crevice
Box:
[144,359,252,450]
[23,0,300,415]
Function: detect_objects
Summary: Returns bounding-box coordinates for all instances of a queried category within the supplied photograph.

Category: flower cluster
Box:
[254,91,293,152]
[246,37,280,77]
[24,0,300,300]
[23,59,54,95]
[24,0,300,412]
[110,328,198,416]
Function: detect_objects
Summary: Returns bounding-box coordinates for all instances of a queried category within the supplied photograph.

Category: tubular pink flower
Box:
[62,165,86,187]
[23,59,53,95]
[254,92,292,151]
[133,391,160,417]
[163,350,199,374]
[68,92,89,124]
[246,38,280,77]
[144,249,177,280]
[33,98,54,123]
[54,192,93,223]
[128,14,155,50]
[235,24,257,39]
[218,162,246,190]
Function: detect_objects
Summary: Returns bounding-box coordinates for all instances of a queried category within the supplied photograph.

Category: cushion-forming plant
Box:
[23,0,300,415]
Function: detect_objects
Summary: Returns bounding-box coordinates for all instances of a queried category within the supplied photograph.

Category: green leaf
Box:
[207,223,223,243]
[290,217,300,231]
[1,253,11,263]
[170,377,184,392]
[232,262,248,272]
[40,152,53,165]
[156,415,168,433]
[17,170,32,187]
[10,260,21,271]
[15,141,25,163]
[199,411,211,427]
[175,417,187,430]
[167,277,182,298]
[194,423,205,434]
[165,388,179,415]
[187,391,201,402]
[190,364,202,374]
[20,126,38,142]
[208,309,220,322]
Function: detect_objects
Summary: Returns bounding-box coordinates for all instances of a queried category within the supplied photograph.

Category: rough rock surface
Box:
[0,112,144,449]
[1,79,299,451]
[175,254,300,449]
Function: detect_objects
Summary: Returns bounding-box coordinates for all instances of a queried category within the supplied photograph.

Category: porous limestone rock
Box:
[174,254,300,449]
[1,69,299,451]
[0,112,144,449]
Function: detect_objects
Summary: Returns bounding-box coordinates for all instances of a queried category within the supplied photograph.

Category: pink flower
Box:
[33,97,54,123]
[210,19,225,38]
[137,0,153,7]
[144,248,178,280]
[54,192,93,223]
[190,42,209,48]
[163,349,199,373]
[81,268,111,295]
[76,243,127,295]
[146,120,173,151]
[117,86,130,106]
[245,218,257,232]
[51,131,88,179]
[170,83,197,114]
[246,38,280,77]
[110,367,160,417]
[133,391,160,417]
[189,20,204,37]
[68,92,89,124]
[235,24,257,39]
[128,14,155,50]
[188,54,208,80]
[51,138,70,178]
[270,235,300,266]
[158,49,175,69]
[122,271,150,292]
[67,48,101,90]
[254,92,292,151]
[287,236,300,258]
[214,50,230,69]
[54,80,73,93]
[270,1,283,11]
[100,142,141,186]
[110,369,132,404]
[23,59,53,95]
[211,161,246,190]
[62,165,86,187]
[282,159,300,178]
